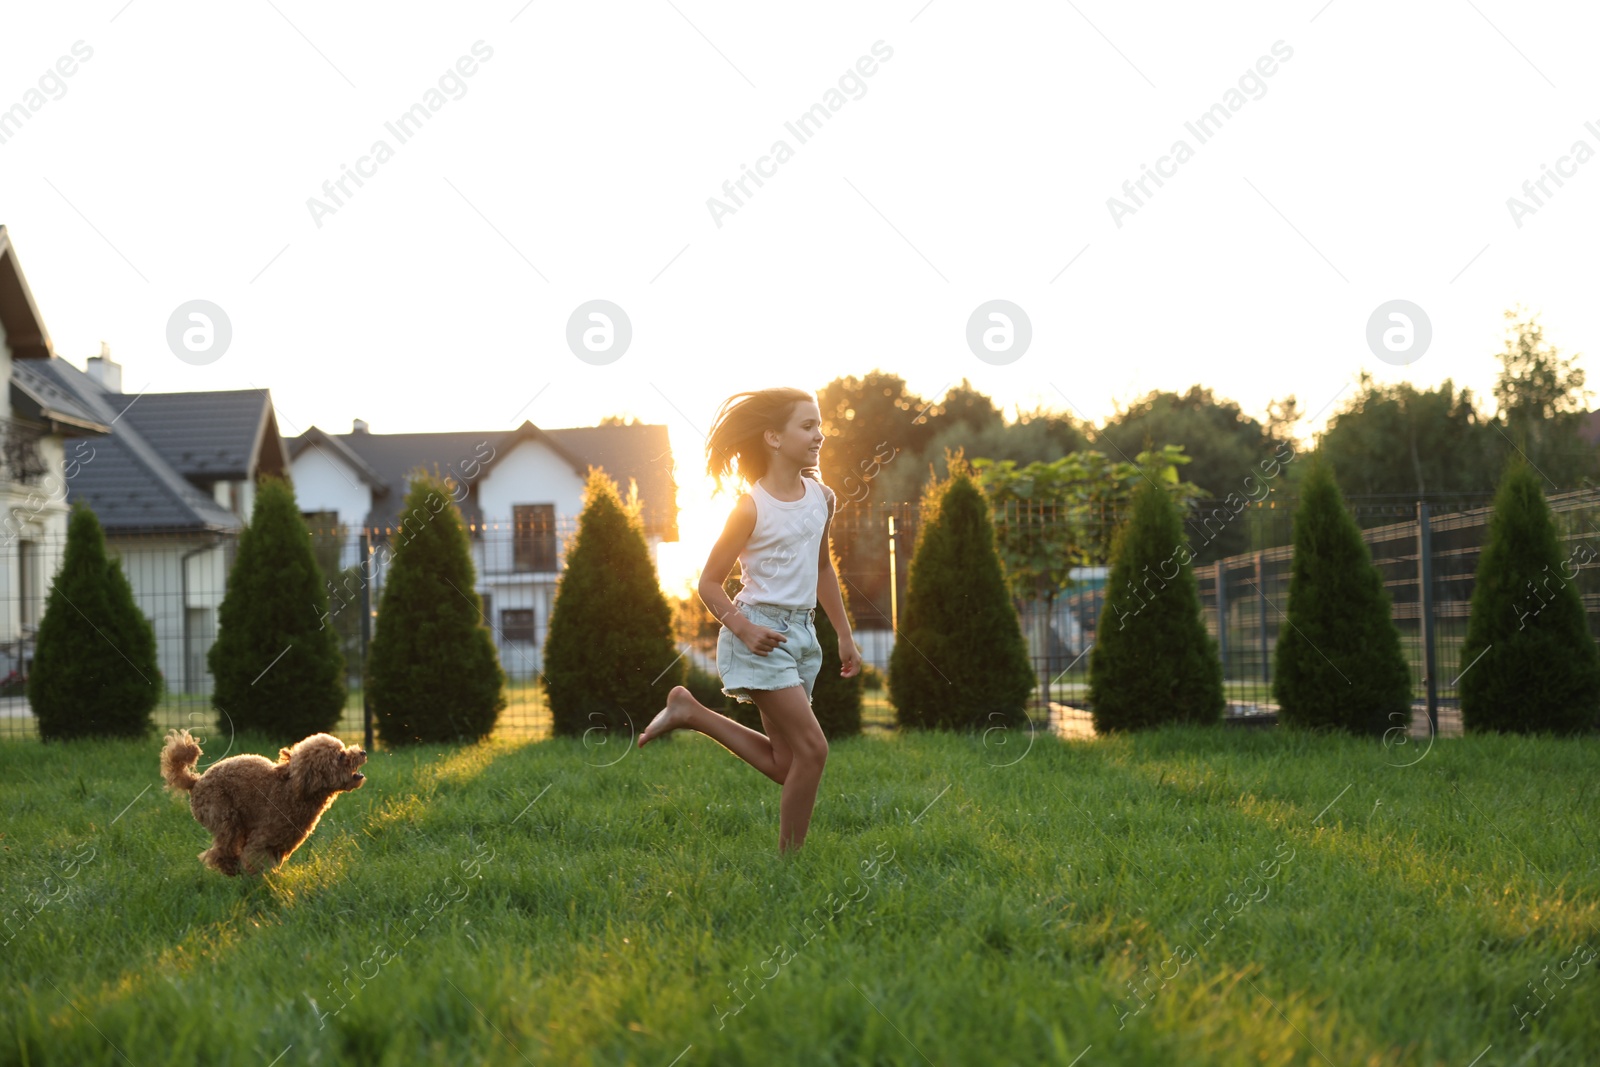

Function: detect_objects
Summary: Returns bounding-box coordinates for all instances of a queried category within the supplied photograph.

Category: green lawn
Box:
[2,726,1596,1065]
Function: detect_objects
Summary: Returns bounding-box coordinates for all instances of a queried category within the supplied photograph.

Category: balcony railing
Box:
[0,418,48,485]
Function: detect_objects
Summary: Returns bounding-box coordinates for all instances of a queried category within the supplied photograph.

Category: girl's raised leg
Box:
[639,685,787,784]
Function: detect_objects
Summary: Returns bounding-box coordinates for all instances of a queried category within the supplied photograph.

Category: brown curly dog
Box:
[160,728,366,876]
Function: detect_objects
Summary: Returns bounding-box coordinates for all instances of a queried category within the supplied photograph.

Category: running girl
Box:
[639,387,863,854]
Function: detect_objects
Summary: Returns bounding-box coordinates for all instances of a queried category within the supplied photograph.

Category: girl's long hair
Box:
[706,387,819,494]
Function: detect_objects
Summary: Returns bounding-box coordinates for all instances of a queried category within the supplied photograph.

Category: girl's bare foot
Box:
[638,686,703,747]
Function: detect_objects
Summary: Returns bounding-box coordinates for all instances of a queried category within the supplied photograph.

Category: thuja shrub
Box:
[367,475,506,744]
[30,503,161,739]
[208,476,345,739]
[1272,458,1412,735]
[543,468,681,739]
[1088,477,1223,732]
[1460,458,1600,734]
[888,452,1034,731]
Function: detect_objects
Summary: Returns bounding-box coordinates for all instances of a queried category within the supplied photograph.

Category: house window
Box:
[501,609,536,642]
[512,504,557,572]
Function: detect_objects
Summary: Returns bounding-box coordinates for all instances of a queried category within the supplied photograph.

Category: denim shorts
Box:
[717,602,822,704]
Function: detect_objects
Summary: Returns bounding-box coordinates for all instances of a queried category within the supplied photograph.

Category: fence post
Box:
[1417,501,1438,736]
[887,513,899,635]
[1255,551,1269,683]
[360,527,373,752]
[1214,560,1229,683]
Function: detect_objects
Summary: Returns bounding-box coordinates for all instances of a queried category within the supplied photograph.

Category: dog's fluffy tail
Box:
[160,728,202,793]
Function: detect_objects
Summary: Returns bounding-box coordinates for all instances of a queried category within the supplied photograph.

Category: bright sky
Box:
[3,1,1597,597]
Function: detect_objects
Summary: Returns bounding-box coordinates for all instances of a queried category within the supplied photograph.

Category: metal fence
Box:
[0,517,587,743]
[821,490,1600,735]
[6,489,1598,743]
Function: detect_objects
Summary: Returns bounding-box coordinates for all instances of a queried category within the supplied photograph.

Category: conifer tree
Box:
[1088,476,1223,732]
[1272,458,1412,734]
[367,475,505,743]
[208,477,345,738]
[889,452,1034,730]
[543,468,681,738]
[1460,458,1600,734]
[29,503,161,739]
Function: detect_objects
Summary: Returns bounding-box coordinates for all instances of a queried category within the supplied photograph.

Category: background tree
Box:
[1099,385,1292,562]
[544,468,682,738]
[816,372,937,626]
[1459,458,1600,734]
[209,477,345,738]
[1272,458,1413,735]
[888,451,1034,731]
[1492,306,1596,489]
[1318,373,1498,520]
[29,503,161,739]
[367,475,505,744]
[1088,476,1223,732]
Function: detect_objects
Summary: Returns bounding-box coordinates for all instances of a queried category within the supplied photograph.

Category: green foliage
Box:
[1459,459,1600,734]
[816,373,1088,627]
[29,503,161,739]
[972,443,1201,605]
[367,476,505,744]
[1492,307,1598,489]
[809,596,863,739]
[1088,477,1223,732]
[1099,385,1293,560]
[207,477,345,739]
[1320,372,1498,507]
[888,452,1034,730]
[544,468,681,739]
[859,661,885,690]
[1271,459,1412,735]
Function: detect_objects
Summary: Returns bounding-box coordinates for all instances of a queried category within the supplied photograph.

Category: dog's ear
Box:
[277,746,293,764]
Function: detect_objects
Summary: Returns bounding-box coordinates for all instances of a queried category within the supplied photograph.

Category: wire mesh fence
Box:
[4,489,1598,743]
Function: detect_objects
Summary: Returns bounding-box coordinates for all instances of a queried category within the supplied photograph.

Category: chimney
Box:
[86,342,122,393]
[352,419,369,434]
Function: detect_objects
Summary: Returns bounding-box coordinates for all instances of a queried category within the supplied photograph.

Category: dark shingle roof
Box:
[10,360,110,433]
[112,390,285,480]
[294,422,679,540]
[26,358,242,533]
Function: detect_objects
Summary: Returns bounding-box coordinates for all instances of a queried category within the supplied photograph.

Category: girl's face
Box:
[764,400,824,467]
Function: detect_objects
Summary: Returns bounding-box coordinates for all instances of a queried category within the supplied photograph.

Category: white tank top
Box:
[734,475,833,609]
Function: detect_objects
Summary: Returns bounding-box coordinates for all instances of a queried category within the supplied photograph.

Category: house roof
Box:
[10,359,111,434]
[110,389,289,481]
[0,226,54,360]
[539,422,678,540]
[293,422,679,540]
[1580,410,1600,447]
[25,357,244,533]
[288,426,388,490]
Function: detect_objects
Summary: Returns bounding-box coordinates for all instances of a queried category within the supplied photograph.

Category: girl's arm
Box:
[698,494,796,660]
[698,495,757,631]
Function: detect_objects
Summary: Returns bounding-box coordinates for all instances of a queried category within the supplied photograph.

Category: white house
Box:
[17,345,290,694]
[288,419,679,679]
[0,226,112,682]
